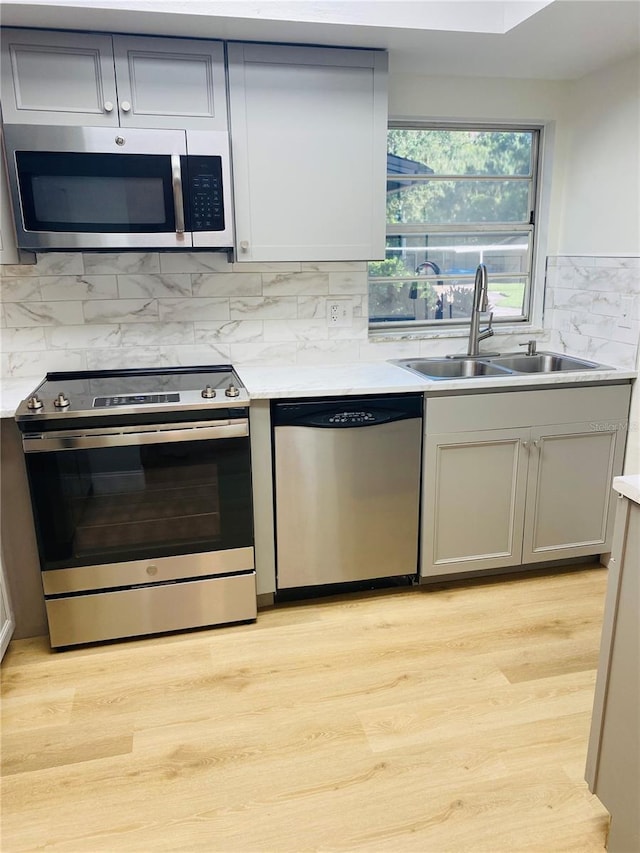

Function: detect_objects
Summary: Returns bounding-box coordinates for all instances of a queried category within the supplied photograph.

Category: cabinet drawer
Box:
[426,384,631,433]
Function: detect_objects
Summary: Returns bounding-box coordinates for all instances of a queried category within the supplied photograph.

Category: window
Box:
[369,125,541,330]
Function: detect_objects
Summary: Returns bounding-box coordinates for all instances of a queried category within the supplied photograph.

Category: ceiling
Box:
[1,0,639,80]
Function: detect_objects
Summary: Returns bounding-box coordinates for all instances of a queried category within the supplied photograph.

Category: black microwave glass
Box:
[16,151,176,233]
[15,150,226,236]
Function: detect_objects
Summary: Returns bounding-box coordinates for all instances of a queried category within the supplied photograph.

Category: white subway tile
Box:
[5,349,85,376]
[39,275,118,301]
[194,320,263,343]
[328,271,368,295]
[296,340,360,365]
[34,253,84,275]
[0,327,47,353]
[4,301,84,327]
[192,273,262,297]
[120,322,195,346]
[262,272,329,296]
[230,342,297,365]
[0,277,41,302]
[231,261,301,273]
[302,261,367,272]
[83,299,159,324]
[117,274,192,298]
[46,325,122,350]
[159,252,231,273]
[230,297,297,320]
[158,298,229,322]
[83,252,160,274]
[263,320,328,342]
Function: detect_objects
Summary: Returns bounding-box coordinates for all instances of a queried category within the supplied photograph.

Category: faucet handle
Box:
[519,339,537,356]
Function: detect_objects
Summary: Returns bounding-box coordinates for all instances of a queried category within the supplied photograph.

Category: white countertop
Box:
[613,475,640,505]
[237,362,636,400]
[0,376,42,418]
[1,360,636,418]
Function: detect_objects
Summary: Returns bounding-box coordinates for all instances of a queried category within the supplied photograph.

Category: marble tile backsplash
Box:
[0,252,375,377]
[1,250,638,378]
[545,256,640,369]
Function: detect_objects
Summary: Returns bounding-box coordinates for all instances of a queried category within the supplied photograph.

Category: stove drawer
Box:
[42,547,255,594]
[45,571,256,647]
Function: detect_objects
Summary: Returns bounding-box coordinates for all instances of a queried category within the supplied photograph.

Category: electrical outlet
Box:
[327,299,353,327]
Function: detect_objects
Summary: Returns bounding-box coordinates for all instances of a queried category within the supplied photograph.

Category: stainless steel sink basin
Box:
[398,358,514,380]
[393,351,605,381]
[487,354,599,373]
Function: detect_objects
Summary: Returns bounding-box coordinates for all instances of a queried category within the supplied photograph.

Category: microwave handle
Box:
[171,155,185,235]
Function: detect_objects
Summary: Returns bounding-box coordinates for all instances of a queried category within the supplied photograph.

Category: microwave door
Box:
[3,125,192,250]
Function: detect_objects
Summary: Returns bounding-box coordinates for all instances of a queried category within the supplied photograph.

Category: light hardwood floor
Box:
[1,566,610,852]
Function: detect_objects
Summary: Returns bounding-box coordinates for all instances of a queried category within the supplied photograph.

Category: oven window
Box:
[26,437,253,570]
[16,152,175,233]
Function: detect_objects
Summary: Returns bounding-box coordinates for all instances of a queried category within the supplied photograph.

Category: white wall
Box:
[558,53,640,255]
[556,54,640,474]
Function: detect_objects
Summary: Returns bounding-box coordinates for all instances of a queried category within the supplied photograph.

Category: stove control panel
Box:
[93,393,180,408]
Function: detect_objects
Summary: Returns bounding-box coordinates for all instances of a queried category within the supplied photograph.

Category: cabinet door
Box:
[0,550,15,661]
[113,36,228,131]
[522,421,625,562]
[421,429,529,577]
[228,43,388,262]
[0,28,118,126]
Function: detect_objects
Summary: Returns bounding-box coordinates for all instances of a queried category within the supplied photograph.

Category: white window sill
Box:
[368,324,547,343]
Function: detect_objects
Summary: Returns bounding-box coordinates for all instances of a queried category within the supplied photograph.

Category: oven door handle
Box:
[22,421,248,452]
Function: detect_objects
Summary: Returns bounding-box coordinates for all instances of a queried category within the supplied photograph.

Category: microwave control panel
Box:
[184,156,225,232]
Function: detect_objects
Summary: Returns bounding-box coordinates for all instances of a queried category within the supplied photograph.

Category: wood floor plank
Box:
[0,565,609,852]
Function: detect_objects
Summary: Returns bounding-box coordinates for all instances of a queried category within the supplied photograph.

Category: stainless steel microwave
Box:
[2,124,234,250]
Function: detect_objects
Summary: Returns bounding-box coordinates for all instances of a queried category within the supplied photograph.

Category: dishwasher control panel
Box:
[272,394,423,429]
[328,411,377,424]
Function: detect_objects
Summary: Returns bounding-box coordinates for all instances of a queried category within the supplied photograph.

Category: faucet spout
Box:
[467,263,493,356]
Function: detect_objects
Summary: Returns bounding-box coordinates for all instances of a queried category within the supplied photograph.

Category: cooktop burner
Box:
[15,365,248,422]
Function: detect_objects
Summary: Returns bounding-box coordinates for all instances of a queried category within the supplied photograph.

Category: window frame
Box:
[369,121,546,333]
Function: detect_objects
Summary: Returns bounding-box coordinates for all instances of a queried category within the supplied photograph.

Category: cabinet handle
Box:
[103,101,114,113]
[522,440,530,450]
[533,439,540,449]
[120,100,131,113]
[240,240,249,253]
[171,155,185,236]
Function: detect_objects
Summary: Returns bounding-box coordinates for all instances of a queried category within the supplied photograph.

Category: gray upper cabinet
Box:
[1,29,119,126]
[228,42,388,262]
[1,29,227,131]
[112,36,227,131]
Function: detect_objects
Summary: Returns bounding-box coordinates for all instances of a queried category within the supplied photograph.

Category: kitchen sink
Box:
[393,351,605,380]
[399,359,513,379]
[487,354,599,373]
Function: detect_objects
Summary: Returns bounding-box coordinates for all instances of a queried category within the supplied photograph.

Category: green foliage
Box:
[368,256,408,277]
[387,129,533,226]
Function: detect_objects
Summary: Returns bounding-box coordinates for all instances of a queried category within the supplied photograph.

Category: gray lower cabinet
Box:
[1,29,227,130]
[586,485,640,853]
[421,385,631,578]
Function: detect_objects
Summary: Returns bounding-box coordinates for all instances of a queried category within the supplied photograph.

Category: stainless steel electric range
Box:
[15,366,256,648]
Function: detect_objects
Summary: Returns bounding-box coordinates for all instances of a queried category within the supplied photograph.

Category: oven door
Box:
[4,124,190,249]
[23,419,254,573]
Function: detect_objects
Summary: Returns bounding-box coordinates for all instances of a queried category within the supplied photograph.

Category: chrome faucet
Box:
[467,263,494,356]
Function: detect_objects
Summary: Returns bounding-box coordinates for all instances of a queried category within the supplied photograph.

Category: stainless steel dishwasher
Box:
[272,394,423,590]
